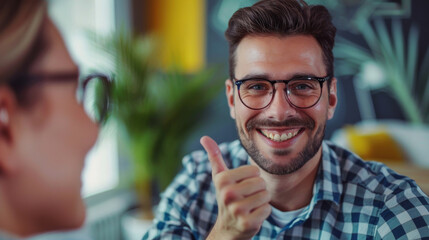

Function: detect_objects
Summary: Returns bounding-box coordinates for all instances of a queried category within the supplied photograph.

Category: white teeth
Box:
[261,130,299,142]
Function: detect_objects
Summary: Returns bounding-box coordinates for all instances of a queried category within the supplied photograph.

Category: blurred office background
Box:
[30,0,428,239]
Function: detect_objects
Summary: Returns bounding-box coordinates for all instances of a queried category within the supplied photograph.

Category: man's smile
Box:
[258,128,302,142]
[246,117,313,149]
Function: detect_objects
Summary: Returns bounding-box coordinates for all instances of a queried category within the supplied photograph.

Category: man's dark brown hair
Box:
[225,0,336,83]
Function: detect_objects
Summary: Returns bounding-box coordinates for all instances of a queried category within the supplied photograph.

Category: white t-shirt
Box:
[270,205,307,227]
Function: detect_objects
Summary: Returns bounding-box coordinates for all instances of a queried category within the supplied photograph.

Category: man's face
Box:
[225,35,337,175]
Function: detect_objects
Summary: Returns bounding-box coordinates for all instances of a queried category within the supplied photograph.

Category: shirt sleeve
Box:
[375,181,429,239]
[142,151,211,240]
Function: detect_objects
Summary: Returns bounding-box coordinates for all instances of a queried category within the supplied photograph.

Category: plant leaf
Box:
[406,24,419,91]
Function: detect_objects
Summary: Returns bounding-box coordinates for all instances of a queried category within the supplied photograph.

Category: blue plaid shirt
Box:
[143,140,429,239]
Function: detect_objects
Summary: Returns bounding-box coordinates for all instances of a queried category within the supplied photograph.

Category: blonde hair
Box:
[0,0,46,82]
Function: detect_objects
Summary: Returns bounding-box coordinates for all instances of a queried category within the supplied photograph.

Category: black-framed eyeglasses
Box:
[80,73,112,124]
[233,75,331,110]
[9,72,112,124]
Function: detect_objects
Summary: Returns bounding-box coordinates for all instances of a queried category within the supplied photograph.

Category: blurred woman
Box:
[0,0,105,238]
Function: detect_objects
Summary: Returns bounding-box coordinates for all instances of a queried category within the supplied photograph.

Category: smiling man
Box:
[143,0,429,239]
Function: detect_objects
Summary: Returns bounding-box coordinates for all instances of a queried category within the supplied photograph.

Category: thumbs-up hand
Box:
[200,136,272,240]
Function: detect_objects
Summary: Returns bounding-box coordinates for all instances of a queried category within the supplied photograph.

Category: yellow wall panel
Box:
[147,0,205,72]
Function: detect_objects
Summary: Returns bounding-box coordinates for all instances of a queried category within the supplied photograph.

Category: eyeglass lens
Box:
[82,75,109,123]
[238,79,322,109]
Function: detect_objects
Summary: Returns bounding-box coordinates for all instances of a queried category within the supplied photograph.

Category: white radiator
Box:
[86,190,137,240]
[26,190,136,240]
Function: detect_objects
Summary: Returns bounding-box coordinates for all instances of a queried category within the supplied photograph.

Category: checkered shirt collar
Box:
[230,140,343,207]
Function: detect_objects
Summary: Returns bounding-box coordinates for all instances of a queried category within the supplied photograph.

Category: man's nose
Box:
[265,86,297,121]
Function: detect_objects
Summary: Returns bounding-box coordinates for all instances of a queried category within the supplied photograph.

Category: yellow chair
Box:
[344,125,406,164]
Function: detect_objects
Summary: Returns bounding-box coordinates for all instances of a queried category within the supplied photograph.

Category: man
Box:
[143,0,429,239]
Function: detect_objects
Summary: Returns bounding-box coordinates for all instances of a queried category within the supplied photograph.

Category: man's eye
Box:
[290,80,317,91]
[245,81,270,91]
[295,83,311,90]
[249,84,267,90]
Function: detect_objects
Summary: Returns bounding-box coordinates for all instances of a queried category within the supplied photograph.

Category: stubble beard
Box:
[237,117,325,175]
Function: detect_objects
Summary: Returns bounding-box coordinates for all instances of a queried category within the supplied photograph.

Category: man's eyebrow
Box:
[289,73,321,79]
[238,73,270,80]
[238,72,321,80]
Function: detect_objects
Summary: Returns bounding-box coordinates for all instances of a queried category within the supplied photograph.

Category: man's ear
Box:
[225,79,236,119]
[327,77,337,120]
[0,87,18,174]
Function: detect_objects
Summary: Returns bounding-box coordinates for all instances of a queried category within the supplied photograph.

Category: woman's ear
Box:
[0,87,17,174]
[225,79,236,119]
[0,87,15,143]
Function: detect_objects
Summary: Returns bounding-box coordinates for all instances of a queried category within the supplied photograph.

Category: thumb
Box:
[200,136,228,175]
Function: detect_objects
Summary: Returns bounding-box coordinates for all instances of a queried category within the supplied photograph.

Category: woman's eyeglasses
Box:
[9,72,112,124]
[80,73,112,124]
